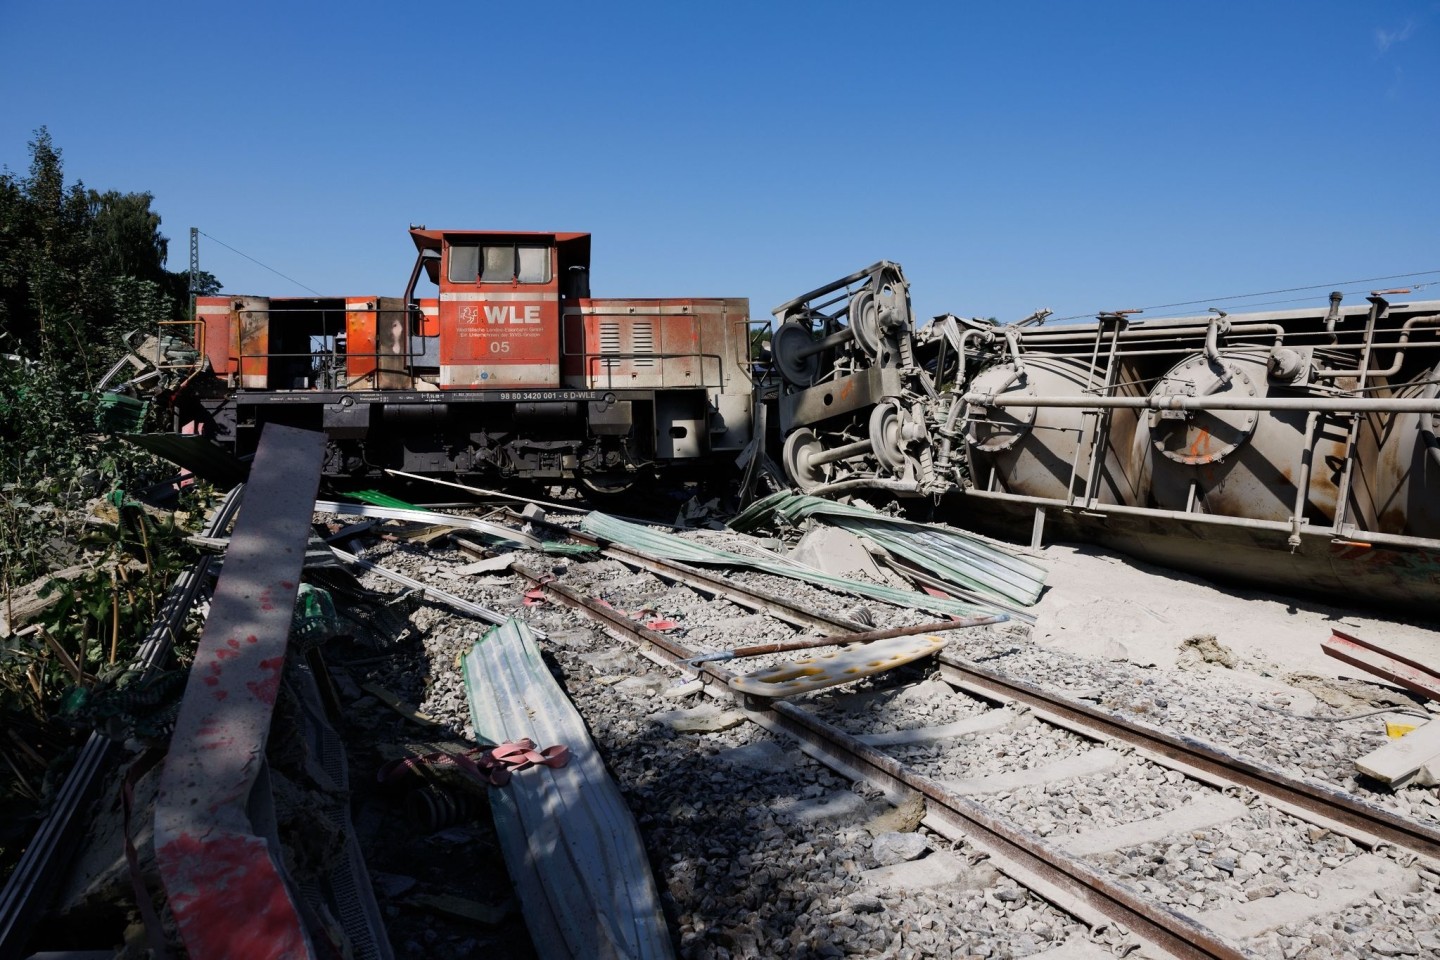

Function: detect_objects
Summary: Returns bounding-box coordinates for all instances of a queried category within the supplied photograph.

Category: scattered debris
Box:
[1176,633,1238,670]
[788,525,885,580]
[729,633,949,698]
[407,892,514,927]
[730,493,1047,607]
[153,423,389,959]
[581,511,1003,620]
[674,495,725,530]
[680,616,999,668]
[362,682,445,729]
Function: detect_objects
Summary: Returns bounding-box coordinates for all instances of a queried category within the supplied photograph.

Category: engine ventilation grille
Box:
[599,320,620,368]
[632,320,656,367]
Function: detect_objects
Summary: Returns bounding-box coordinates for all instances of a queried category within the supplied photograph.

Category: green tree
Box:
[88,189,169,284]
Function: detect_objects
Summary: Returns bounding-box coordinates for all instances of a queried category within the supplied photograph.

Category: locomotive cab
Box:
[409,229,591,389]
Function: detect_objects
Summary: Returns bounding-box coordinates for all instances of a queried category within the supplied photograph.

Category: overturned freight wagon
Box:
[766,264,1440,609]
[172,228,754,489]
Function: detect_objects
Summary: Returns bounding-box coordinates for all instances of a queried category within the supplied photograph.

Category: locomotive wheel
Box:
[581,474,636,496]
[782,428,830,493]
[869,400,910,474]
[772,321,822,386]
[849,289,882,358]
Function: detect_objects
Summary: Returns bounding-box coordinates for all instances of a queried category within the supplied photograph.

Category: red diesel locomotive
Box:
[184,228,756,488]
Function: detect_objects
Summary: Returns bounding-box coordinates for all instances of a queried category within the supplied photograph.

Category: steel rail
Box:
[508,560,1250,960]
[0,484,245,960]
[934,654,1440,863]
[500,507,1440,862]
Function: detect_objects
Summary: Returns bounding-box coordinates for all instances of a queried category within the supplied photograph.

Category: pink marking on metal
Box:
[157,833,310,959]
[246,656,285,706]
[280,580,295,589]
[154,423,325,960]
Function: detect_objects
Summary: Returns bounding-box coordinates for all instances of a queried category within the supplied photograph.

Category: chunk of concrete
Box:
[861,850,999,894]
[650,704,747,733]
[871,832,930,866]
[789,526,885,580]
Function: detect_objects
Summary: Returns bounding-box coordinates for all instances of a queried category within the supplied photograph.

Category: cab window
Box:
[448,243,552,283]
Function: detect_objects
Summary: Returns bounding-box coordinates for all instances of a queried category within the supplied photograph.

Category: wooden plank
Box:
[1356,719,1440,785]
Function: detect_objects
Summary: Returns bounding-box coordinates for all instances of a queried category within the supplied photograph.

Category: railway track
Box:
[12,500,1435,959]
[408,507,1439,959]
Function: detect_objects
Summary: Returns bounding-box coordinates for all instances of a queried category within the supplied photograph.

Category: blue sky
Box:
[2,2,1436,326]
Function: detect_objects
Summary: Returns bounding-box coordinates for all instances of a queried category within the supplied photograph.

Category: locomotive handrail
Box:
[963,391,1440,413]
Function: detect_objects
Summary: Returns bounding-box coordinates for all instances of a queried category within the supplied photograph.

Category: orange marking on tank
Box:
[1187,428,1212,460]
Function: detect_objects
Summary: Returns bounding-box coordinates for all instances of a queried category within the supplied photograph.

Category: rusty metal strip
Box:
[1322,629,1440,703]
[0,485,243,960]
[509,563,1246,960]
[153,424,325,960]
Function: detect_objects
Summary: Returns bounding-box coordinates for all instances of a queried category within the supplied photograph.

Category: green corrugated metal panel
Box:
[538,543,600,556]
[348,489,422,509]
[729,493,1046,607]
[97,392,149,432]
[463,619,674,960]
[121,433,248,489]
[581,512,1002,620]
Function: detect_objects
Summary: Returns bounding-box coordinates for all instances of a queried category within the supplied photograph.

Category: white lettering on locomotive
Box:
[482,305,543,324]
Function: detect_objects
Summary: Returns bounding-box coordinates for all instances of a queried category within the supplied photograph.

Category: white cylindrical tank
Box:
[1131,349,1350,524]
[965,355,1144,505]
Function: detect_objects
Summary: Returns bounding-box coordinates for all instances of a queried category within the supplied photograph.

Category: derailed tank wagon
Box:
[766,265,1440,608]
[184,229,755,488]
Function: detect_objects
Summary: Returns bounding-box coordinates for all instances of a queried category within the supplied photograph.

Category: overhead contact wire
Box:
[198,229,323,295]
[1051,267,1440,323]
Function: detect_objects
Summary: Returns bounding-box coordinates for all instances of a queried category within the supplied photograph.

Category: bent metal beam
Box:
[153,424,325,959]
